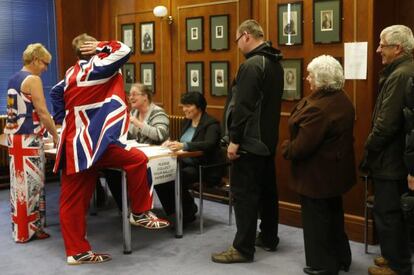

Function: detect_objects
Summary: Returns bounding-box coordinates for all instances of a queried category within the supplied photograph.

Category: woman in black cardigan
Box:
[158,92,225,223]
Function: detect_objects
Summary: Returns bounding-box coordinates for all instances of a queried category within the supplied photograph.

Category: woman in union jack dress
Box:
[4,43,59,243]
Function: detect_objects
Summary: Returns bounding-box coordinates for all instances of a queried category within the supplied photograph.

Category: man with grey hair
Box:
[212,19,283,263]
[361,25,414,275]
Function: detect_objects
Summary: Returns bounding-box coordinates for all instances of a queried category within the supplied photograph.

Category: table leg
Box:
[175,160,183,238]
[122,170,132,254]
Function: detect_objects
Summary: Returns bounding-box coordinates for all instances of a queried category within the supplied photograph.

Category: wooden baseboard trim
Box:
[279,201,376,244]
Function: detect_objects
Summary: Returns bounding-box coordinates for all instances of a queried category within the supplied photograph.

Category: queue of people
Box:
[3,19,414,275]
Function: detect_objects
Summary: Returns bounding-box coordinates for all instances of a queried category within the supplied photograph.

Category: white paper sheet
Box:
[344,42,368,79]
[147,156,177,185]
[137,146,173,158]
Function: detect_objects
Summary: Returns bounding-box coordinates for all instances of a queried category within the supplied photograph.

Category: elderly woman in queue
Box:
[158,92,225,224]
[4,43,59,242]
[102,83,169,209]
[281,55,356,275]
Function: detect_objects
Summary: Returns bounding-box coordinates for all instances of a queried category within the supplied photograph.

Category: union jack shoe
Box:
[129,211,170,229]
[67,251,112,265]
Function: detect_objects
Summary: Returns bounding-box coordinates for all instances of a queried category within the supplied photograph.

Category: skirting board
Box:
[279,201,376,244]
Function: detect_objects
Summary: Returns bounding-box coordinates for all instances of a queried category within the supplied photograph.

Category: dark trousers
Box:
[155,162,198,219]
[231,154,279,259]
[300,195,351,274]
[373,178,412,275]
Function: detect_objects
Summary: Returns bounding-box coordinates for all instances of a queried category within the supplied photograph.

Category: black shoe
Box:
[303,267,332,275]
[183,214,197,224]
[255,233,278,251]
[339,263,350,272]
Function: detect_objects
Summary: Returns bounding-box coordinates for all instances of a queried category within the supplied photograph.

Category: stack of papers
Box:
[138,146,173,159]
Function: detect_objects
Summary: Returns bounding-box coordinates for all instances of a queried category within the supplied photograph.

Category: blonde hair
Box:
[22,43,52,65]
[130,82,153,102]
[72,33,97,59]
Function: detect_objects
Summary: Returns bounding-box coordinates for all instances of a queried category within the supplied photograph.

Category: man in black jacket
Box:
[361,25,414,275]
[212,19,284,263]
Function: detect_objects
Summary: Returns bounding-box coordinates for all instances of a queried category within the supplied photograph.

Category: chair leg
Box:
[199,166,204,234]
[363,176,369,254]
[121,170,131,254]
[364,204,369,254]
[228,165,232,226]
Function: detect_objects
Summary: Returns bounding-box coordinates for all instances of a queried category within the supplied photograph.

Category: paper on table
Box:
[124,139,150,147]
[344,42,368,80]
[137,146,173,158]
[42,144,171,159]
[44,148,57,154]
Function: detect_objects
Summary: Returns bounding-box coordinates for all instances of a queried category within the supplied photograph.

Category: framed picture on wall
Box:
[140,21,154,54]
[140,62,155,93]
[186,17,203,52]
[280,59,302,101]
[210,15,229,51]
[186,62,203,94]
[121,24,135,53]
[313,0,342,44]
[210,61,229,96]
[277,1,303,45]
[123,63,135,93]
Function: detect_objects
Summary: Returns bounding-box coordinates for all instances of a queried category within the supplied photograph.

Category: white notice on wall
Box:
[147,156,177,185]
[344,42,368,79]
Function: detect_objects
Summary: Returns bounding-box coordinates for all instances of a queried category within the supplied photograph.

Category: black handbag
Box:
[401,191,414,225]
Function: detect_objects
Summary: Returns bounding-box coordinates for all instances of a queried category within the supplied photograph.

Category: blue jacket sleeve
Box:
[50,79,65,124]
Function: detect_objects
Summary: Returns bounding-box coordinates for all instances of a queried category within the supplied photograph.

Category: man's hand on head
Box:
[80,41,99,56]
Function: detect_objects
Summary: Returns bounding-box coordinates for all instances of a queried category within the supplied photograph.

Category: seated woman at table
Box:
[127,83,169,144]
[158,91,225,224]
[100,83,169,209]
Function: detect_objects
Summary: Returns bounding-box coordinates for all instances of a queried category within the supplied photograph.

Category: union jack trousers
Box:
[8,134,46,243]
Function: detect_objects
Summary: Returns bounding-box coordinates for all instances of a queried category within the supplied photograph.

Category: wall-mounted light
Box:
[153,5,173,25]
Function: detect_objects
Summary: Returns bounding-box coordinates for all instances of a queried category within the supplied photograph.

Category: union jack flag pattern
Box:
[8,134,46,242]
[51,41,132,175]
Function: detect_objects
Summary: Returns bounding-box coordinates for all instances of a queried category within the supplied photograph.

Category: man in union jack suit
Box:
[51,33,169,265]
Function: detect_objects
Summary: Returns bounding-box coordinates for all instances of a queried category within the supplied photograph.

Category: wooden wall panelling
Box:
[115,0,172,114]
[172,0,251,121]
[55,0,100,78]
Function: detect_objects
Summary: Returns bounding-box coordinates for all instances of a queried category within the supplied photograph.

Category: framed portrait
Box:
[140,62,155,93]
[121,24,135,53]
[122,63,135,93]
[313,0,342,44]
[280,59,302,101]
[186,17,203,52]
[210,61,229,96]
[210,15,229,51]
[277,1,303,46]
[186,62,203,94]
[140,21,154,54]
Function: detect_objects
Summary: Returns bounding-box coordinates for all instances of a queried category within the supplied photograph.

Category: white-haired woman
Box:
[282,55,356,275]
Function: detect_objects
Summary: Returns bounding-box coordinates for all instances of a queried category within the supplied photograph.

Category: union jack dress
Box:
[4,70,47,243]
